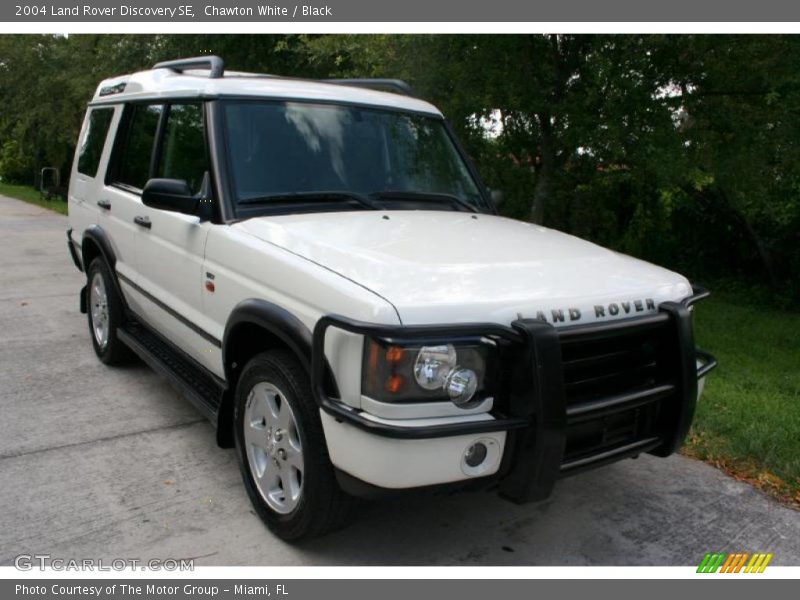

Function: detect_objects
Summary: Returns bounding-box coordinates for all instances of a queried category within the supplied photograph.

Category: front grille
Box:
[557,314,678,471]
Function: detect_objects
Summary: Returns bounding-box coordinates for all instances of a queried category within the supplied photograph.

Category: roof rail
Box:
[153,56,225,79]
[325,78,416,97]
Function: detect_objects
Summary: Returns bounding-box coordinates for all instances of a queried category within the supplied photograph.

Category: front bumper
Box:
[312,286,717,502]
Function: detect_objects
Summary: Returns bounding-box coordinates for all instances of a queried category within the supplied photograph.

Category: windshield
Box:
[223,101,486,212]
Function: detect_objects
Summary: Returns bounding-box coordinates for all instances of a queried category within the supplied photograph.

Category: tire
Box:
[86,257,132,365]
[234,349,354,540]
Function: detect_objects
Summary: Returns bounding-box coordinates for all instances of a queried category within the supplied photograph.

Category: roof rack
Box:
[150,56,415,97]
[153,55,225,79]
[325,78,416,97]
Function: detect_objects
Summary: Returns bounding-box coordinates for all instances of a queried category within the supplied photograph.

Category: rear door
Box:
[102,103,164,313]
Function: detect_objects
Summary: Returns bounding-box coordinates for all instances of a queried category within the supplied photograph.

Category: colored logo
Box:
[697,552,773,573]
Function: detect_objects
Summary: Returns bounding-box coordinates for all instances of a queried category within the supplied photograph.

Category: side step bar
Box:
[118,322,225,425]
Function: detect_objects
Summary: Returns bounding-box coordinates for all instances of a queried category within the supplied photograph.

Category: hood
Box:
[235,210,692,326]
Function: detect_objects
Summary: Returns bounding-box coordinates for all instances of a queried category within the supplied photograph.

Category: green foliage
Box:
[1,34,799,301]
[689,295,800,499]
[0,140,33,183]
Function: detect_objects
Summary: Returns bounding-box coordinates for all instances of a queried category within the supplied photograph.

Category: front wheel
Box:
[234,350,354,540]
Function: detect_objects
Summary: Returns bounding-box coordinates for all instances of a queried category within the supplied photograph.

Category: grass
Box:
[686,293,800,508]
[0,182,68,215]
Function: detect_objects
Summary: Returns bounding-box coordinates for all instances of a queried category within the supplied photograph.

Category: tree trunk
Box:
[691,186,779,289]
[737,209,779,289]
[713,189,779,288]
[529,113,555,224]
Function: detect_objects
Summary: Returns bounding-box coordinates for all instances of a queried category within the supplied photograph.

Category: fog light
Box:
[464,442,488,468]
[445,367,478,407]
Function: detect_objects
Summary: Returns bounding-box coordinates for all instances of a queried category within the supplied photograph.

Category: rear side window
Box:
[77,108,114,177]
[112,104,163,190]
[156,103,207,194]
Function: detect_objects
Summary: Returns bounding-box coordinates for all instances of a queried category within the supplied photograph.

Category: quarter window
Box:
[77,108,114,177]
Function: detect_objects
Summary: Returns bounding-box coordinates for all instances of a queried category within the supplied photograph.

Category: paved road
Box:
[1,194,798,567]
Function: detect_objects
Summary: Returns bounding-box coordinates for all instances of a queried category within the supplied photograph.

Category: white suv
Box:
[66,56,716,540]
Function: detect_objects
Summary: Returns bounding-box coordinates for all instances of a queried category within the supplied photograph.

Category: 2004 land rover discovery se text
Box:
[66,56,717,540]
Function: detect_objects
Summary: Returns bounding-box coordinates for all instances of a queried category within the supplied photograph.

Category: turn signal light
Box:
[384,374,405,394]
[385,346,405,364]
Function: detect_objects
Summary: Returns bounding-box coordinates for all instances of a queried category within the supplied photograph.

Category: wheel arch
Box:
[82,225,117,270]
[217,299,339,448]
[81,226,126,315]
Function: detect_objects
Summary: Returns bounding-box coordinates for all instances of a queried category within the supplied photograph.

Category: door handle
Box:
[97,199,111,210]
[133,215,151,229]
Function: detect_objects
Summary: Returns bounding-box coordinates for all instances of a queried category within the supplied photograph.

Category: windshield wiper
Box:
[369,190,478,213]
[240,191,382,210]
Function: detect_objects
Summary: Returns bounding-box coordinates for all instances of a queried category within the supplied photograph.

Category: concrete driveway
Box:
[0,193,798,566]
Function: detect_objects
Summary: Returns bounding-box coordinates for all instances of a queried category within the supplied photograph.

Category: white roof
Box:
[90,67,442,116]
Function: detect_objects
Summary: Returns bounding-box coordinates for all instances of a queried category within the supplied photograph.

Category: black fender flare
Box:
[222,298,341,396]
[217,299,339,447]
[81,225,128,313]
[82,225,117,269]
[223,299,315,375]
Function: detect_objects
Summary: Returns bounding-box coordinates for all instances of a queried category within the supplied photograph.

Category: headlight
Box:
[444,367,479,407]
[413,345,457,390]
[362,338,488,408]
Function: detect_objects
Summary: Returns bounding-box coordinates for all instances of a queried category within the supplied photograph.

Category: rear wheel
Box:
[234,349,354,540]
[86,257,132,365]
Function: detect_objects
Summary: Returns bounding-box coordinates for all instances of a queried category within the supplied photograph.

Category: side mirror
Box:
[142,178,198,215]
[142,175,213,221]
[490,189,504,208]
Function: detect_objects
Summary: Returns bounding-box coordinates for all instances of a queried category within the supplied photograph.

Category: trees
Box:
[0,35,159,185]
[660,35,800,289]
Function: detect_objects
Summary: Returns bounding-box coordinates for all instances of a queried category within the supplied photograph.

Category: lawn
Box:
[687,293,800,507]
[0,182,68,215]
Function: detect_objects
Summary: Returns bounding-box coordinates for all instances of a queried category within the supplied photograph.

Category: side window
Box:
[77,108,114,177]
[112,104,163,191]
[156,103,207,194]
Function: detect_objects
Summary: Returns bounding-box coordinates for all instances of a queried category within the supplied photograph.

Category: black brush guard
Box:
[311,285,717,503]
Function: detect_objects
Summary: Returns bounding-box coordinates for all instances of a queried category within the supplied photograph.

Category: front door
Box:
[133,102,218,373]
